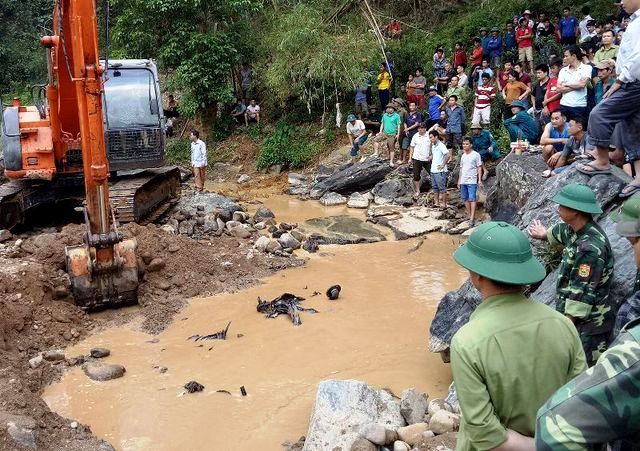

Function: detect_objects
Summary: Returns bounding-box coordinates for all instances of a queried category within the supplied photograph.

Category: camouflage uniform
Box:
[614,270,640,336]
[548,220,615,366]
[536,318,640,450]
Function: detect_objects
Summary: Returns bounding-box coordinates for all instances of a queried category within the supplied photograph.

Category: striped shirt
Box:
[474,85,496,109]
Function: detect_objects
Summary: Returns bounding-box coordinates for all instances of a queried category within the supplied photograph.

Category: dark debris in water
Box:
[256,293,319,326]
[187,321,231,341]
[326,285,341,300]
[184,381,204,393]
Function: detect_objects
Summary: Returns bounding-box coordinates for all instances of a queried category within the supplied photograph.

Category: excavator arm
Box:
[41,0,139,309]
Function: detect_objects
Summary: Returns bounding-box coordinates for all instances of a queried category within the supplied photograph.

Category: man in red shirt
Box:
[453,42,467,68]
[542,58,563,119]
[469,38,483,89]
[516,17,534,73]
[498,61,513,90]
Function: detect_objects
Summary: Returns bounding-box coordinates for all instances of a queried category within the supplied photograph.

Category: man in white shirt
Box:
[578,0,640,200]
[578,6,594,42]
[429,130,451,209]
[345,114,368,163]
[190,130,207,192]
[244,99,261,126]
[458,137,483,226]
[557,45,592,119]
[409,122,431,198]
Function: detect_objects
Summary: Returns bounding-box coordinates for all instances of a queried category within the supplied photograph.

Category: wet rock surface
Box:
[298,216,386,245]
[82,361,126,381]
[302,380,405,451]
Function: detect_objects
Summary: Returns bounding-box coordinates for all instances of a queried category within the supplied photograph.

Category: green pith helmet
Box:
[611,196,640,237]
[453,222,546,285]
[552,183,603,214]
[346,114,357,122]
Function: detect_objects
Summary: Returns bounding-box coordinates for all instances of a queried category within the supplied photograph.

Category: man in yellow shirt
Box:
[376,63,392,109]
[450,222,587,451]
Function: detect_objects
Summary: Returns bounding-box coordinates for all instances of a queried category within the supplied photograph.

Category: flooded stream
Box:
[43,196,467,451]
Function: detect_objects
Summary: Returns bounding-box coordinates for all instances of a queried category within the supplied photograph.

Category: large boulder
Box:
[298,216,386,245]
[429,162,635,355]
[302,380,405,451]
[372,178,414,205]
[173,192,243,222]
[485,152,548,222]
[310,157,394,198]
[319,192,347,206]
[373,207,449,240]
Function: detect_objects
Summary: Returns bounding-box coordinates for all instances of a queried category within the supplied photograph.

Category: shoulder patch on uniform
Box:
[578,264,591,278]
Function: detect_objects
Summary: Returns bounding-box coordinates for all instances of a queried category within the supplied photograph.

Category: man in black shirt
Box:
[531,63,550,127]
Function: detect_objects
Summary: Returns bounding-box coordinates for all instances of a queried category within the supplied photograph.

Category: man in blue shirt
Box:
[354,84,368,116]
[559,6,579,45]
[487,28,503,67]
[427,86,444,129]
[445,95,465,151]
[480,28,491,56]
[504,22,517,51]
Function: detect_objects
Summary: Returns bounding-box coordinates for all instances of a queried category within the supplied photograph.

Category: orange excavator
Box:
[0,0,167,309]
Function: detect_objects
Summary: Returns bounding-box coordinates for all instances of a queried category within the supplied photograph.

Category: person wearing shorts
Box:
[401,102,423,165]
[373,103,401,166]
[429,130,451,208]
[409,122,431,198]
[472,72,496,126]
[458,137,483,226]
[516,18,535,73]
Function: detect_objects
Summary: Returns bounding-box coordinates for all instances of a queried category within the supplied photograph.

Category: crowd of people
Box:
[345,2,638,226]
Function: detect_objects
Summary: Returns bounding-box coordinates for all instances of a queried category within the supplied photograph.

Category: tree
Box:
[0,0,51,95]
[110,0,262,116]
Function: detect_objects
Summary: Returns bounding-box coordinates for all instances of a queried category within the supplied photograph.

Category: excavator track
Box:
[109,167,182,225]
[0,167,182,230]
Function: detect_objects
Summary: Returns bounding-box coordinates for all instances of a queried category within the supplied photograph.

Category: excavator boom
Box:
[44,0,139,309]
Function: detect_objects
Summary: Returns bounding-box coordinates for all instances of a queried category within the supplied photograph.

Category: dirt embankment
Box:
[0,220,301,450]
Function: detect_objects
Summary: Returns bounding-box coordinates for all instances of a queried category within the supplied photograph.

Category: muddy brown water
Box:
[43,196,467,451]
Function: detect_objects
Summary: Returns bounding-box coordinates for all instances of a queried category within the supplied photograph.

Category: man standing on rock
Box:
[373,103,401,167]
[190,130,207,193]
[457,137,482,227]
[528,183,615,366]
[429,130,450,209]
[409,122,431,199]
[451,222,586,450]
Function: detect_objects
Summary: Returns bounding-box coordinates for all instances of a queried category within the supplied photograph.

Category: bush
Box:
[165,137,191,166]
[257,122,320,169]
[210,114,235,142]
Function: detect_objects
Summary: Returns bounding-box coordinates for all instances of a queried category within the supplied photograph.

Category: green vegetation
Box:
[256,122,321,169]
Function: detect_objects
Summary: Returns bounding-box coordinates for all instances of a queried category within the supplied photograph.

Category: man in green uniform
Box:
[451,222,586,451]
[528,183,615,366]
[612,196,640,336]
[535,317,640,449]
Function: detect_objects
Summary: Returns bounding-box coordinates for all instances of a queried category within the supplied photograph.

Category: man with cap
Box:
[611,196,640,336]
[593,60,615,105]
[451,222,586,451]
[345,114,368,164]
[362,105,381,134]
[487,27,503,68]
[503,100,540,144]
[373,103,401,166]
[470,124,500,181]
[528,183,615,366]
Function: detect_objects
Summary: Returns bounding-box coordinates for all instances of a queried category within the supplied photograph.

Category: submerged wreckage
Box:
[256,293,319,326]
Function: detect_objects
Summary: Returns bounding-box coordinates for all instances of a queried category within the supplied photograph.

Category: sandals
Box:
[576,162,612,176]
[619,183,640,198]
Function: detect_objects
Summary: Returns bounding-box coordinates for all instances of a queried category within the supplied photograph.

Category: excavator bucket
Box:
[65,238,139,310]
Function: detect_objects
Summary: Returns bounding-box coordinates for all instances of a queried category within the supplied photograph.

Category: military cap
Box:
[510,100,528,110]
[552,183,603,214]
[611,196,640,237]
[454,222,546,284]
